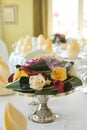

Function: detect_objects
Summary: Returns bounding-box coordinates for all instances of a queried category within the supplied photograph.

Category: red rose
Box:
[53,80,64,93]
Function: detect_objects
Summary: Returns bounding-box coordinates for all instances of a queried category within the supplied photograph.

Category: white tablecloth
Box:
[0,91,87,130]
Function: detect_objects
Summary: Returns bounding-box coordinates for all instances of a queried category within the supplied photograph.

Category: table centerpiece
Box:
[51,33,66,44]
[6,56,82,123]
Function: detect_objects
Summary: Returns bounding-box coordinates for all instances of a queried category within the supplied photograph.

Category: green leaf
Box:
[34,88,57,95]
[16,64,21,68]
[6,76,82,95]
[6,76,29,90]
[61,60,68,66]
[64,76,82,89]
[29,60,50,71]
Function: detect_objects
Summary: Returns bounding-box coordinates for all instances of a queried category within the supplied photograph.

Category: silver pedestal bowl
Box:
[29,90,74,123]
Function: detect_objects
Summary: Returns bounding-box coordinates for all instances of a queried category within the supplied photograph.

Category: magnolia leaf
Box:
[6,76,82,95]
[34,88,57,95]
[69,76,82,88]
[64,76,82,90]
[61,60,68,67]
[16,64,21,68]
[64,82,72,92]
[29,60,50,71]
[13,88,34,93]
[6,76,29,90]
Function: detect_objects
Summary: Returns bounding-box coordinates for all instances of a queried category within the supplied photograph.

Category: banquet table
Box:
[0,91,87,130]
[9,43,87,74]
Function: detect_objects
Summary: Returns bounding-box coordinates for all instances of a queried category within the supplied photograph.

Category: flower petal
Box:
[53,80,64,93]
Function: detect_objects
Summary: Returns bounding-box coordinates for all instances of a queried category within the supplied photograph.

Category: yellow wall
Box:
[0,13,3,39]
[0,0,33,54]
[0,1,3,39]
[47,0,52,37]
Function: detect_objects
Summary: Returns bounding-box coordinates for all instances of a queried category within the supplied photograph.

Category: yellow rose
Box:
[51,67,67,81]
[13,68,29,81]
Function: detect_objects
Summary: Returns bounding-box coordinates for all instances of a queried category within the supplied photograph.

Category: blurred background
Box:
[0,0,87,54]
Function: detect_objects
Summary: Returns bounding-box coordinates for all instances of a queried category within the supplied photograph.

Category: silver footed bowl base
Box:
[29,95,59,123]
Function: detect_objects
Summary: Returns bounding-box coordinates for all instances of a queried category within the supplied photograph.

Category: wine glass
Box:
[75,58,87,93]
[81,72,87,93]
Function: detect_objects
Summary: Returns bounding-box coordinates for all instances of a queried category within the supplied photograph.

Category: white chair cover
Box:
[9,52,24,73]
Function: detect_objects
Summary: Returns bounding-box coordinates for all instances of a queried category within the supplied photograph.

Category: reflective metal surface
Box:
[29,95,59,123]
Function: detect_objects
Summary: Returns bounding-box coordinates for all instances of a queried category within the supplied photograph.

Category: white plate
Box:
[0,87,14,96]
[24,49,51,61]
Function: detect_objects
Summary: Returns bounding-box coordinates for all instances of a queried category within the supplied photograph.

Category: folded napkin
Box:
[0,55,10,86]
[67,39,79,58]
[38,34,45,49]
[1,103,27,130]
[14,37,24,53]
[0,86,13,95]
[42,38,53,52]
[21,36,32,56]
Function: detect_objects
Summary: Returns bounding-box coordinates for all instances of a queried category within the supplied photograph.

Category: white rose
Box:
[29,74,46,90]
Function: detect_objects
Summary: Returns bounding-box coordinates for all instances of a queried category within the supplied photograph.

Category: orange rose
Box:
[13,68,29,81]
[51,67,67,81]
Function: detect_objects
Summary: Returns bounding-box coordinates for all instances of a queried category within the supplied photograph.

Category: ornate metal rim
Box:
[15,88,75,97]
[56,89,75,97]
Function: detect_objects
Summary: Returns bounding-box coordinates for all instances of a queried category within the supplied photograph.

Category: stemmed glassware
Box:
[75,58,87,93]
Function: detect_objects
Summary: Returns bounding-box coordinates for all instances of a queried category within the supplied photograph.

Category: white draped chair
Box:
[9,52,24,73]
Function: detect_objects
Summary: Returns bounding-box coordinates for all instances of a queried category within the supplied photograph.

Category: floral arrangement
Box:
[6,56,82,95]
[51,33,66,44]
